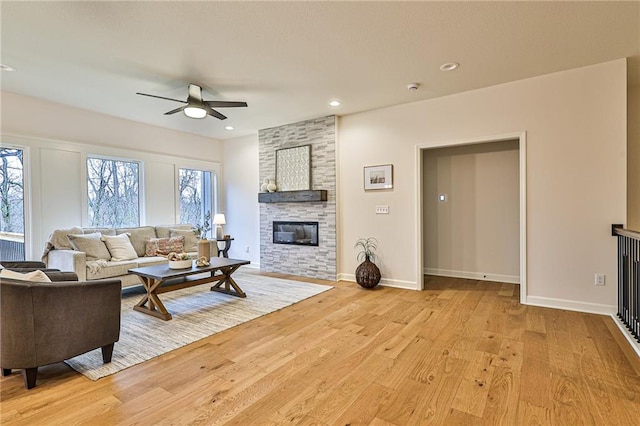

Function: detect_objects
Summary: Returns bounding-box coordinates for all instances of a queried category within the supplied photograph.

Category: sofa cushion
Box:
[0,269,52,282]
[136,256,168,267]
[155,224,193,239]
[49,226,83,250]
[145,236,185,257]
[102,233,138,261]
[86,259,137,280]
[169,228,199,252]
[83,228,116,236]
[68,232,111,260]
[115,227,156,257]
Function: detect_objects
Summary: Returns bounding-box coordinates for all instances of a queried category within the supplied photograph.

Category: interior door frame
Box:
[415,131,527,303]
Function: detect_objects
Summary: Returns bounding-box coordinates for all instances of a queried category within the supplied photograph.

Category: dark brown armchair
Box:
[0,277,121,389]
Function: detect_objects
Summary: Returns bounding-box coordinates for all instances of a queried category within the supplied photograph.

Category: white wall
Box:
[222,133,260,266]
[1,92,224,260]
[339,59,627,313]
[423,140,520,283]
[628,85,640,231]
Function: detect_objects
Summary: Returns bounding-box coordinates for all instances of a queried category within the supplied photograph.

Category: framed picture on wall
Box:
[364,164,393,190]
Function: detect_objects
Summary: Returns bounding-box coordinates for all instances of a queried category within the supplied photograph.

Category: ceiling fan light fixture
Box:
[184,106,207,119]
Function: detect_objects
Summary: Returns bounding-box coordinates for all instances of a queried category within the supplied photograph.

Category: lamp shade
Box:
[213,214,226,225]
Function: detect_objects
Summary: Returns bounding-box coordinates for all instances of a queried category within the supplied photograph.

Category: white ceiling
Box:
[2,1,639,141]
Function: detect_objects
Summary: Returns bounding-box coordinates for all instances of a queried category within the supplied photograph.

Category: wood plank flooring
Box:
[1,274,639,425]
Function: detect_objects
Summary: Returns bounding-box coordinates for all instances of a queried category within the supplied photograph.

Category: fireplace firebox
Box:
[273,221,318,246]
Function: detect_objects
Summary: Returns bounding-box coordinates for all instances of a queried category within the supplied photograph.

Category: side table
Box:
[215,237,234,258]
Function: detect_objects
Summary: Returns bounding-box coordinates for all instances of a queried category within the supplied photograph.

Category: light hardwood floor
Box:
[1,274,639,425]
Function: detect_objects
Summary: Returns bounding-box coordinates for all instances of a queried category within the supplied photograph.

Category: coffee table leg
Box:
[133,277,173,320]
[210,264,247,298]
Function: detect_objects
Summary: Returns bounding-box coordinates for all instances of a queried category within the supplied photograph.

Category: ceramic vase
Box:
[198,238,211,260]
[261,178,269,192]
[267,180,277,192]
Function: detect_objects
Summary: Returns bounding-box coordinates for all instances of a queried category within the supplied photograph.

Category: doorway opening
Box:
[416,132,527,302]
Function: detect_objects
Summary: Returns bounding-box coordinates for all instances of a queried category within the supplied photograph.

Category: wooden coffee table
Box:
[128,257,250,321]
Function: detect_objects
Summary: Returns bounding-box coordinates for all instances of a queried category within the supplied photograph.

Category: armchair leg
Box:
[2,368,12,376]
[101,343,115,363]
[22,367,37,389]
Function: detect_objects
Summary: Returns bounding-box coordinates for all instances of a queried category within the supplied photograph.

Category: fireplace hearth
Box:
[273,221,318,246]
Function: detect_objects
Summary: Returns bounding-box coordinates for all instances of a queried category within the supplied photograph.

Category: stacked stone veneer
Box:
[259,115,336,281]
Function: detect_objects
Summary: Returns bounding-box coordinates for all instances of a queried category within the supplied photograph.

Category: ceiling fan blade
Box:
[205,101,248,108]
[204,105,227,120]
[188,84,203,102]
[136,92,187,104]
[164,106,185,115]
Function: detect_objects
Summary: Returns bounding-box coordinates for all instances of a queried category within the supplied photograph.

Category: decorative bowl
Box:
[168,259,192,269]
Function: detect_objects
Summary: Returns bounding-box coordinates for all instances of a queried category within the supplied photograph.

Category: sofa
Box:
[1,274,121,389]
[43,225,216,288]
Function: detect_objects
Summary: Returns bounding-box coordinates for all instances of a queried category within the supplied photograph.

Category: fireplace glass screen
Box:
[273,221,318,246]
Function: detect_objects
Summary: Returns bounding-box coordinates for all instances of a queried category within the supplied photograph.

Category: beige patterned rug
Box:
[65,269,332,380]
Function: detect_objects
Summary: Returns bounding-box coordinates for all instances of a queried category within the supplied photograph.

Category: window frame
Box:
[85,154,144,228]
[176,165,219,234]
[0,143,30,260]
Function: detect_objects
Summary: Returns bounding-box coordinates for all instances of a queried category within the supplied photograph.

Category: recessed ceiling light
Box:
[0,64,15,72]
[440,62,459,72]
[329,100,341,107]
[224,125,234,131]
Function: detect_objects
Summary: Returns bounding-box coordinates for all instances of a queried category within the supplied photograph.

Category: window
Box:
[179,168,213,236]
[87,157,140,227]
[0,148,25,260]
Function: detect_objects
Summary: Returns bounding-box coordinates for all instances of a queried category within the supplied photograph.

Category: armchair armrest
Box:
[0,261,47,269]
[47,250,86,281]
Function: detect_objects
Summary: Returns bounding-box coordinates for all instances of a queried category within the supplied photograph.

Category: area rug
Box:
[65,270,332,380]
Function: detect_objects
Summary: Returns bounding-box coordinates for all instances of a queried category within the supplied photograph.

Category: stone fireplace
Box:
[258,116,336,281]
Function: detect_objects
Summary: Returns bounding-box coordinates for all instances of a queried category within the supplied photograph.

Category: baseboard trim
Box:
[338,273,418,290]
[611,315,640,358]
[525,295,616,316]
[424,268,520,284]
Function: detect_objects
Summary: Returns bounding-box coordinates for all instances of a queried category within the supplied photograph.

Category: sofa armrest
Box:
[47,250,86,281]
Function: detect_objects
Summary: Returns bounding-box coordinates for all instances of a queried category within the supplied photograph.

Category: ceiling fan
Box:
[136,83,247,120]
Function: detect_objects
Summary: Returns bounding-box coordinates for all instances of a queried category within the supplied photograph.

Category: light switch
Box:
[375,205,389,214]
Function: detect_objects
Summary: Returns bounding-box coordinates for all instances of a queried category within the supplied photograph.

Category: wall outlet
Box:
[376,205,389,214]
[595,273,605,286]
[245,245,250,253]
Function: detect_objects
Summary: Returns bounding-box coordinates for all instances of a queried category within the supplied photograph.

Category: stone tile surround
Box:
[259,115,336,281]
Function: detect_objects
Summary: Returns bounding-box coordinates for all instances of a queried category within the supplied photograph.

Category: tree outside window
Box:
[179,168,212,236]
[87,157,140,227]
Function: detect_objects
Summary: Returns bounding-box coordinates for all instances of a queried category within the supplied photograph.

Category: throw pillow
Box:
[115,227,157,257]
[102,233,138,261]
[169,228,199,252]
[0,269,52,282]
[145,236,185,257]
[49,226,83,250]
[68,232,112,261]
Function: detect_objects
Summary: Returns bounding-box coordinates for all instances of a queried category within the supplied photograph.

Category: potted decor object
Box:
[354,237,381,288]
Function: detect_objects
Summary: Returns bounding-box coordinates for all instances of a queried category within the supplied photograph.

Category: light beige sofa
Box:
[43,225,216,288]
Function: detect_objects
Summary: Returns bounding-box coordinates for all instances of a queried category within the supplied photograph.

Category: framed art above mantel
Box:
[276,145,311,191]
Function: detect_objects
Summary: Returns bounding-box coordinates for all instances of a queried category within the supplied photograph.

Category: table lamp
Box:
[213,214,226,239]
